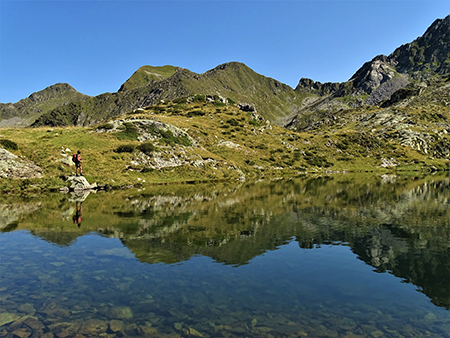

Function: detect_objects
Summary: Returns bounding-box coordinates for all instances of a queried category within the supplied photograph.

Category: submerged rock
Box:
[109,319,125,333]
[0,312,20,326]
[81,319,109,335]
[106,306,133,319]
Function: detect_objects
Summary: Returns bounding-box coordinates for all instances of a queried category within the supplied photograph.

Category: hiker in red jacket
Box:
[73,150,83,176]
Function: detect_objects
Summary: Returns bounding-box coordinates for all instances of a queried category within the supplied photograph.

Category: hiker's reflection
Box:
[73,202,83,227]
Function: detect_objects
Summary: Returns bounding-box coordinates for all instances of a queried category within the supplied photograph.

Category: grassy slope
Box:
[31,63,312,128]
[289,76,450,158]
[118,65,180,92]
[0,84,90,127]
[1,97,449,193]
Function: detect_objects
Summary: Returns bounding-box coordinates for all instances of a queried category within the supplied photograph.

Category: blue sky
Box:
[1,1,448,103]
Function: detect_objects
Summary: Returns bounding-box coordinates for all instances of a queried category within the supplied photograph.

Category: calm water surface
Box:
[1,174,449,337]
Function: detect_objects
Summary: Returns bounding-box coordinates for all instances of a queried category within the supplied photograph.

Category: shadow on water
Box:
[1,172,450,337]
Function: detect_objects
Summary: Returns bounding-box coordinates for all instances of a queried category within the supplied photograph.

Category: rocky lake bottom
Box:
[1,174,449,337]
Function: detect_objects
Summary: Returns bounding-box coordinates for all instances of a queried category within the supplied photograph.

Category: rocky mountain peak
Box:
[24,83,82,104]
[422,15,450,42]
[298,15,450,107]
[296,78,341,95]
[348,54,400,95]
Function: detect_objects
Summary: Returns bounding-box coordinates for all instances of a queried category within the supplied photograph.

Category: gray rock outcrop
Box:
[237,103,256,112]
[65,176,97,191]
[0,147,43,179]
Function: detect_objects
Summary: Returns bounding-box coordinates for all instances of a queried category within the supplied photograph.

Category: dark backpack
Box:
[72,154,78,163]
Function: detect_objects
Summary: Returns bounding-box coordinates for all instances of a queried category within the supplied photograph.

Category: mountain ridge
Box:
[295,15,450,109]
[0,83,90,127]
[0,15,448,129]
[28,62,306,127]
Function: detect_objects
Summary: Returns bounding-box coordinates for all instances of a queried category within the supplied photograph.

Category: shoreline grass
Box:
[1,100,449,194]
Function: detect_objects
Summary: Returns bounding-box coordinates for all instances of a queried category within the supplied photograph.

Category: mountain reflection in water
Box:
[1,173,449,337]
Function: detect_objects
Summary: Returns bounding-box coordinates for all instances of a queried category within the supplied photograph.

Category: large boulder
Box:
[65,176,97,191]
[237,103,256,112]
[0,147,42,179]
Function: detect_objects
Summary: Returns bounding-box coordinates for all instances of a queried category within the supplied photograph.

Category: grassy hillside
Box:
[288,75,450,160]
[1,95,449,193]
[31,63,312,128]
[118,65,180,92]
[0,83,90,127]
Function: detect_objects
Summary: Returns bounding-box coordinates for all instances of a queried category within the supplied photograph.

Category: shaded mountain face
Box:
[0,83,90,127]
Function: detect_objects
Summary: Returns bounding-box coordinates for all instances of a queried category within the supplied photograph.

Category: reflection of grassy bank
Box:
[3,173,450,308]
[7,173,450,250]
[2,100,449,194]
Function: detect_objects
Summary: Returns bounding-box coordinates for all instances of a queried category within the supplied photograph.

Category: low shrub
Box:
[187,110,205,117]
[137,142,156,155]
[177,135,192,147]
[305,156,333,168]
[143,124,160,136]
[96,123,114,130]
[245,159,255,166]
[159,130,192,147]
[0,139,18,151]
[173,97,187,104]
[192,94,206,103]
[227,118,239,127]
[115,122,139,141]
[153,106,166,114]
[256,144,268,150]
[115,144,136,153]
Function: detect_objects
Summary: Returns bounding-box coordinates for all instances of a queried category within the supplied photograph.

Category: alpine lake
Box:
[1,173,449,338]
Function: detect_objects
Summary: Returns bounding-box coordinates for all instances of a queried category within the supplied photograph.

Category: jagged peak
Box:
[422,14,450,40]
[348,54,391,82]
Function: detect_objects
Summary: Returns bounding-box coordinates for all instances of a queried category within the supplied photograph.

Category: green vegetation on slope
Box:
[118,65,180,92]
[0,83,90,127]
[31,62,313,128]
[1,97,449,193]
